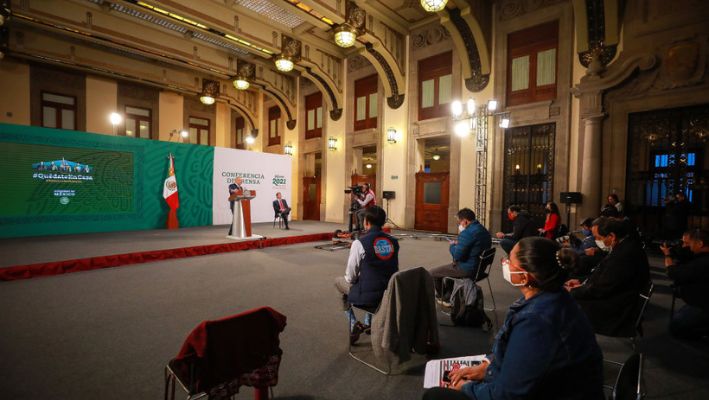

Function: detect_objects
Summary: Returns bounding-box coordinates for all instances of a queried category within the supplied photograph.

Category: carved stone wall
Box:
[601,0,709,198]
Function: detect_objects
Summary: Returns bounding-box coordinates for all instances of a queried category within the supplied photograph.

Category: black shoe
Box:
[285,227,290,230]
[350,321,365,345]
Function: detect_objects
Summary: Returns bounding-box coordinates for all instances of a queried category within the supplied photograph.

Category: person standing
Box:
[334,206,399,344]
[430,208,492,299]
[353,183,376,231]
[272,192,291,230]
[228,177,244,236]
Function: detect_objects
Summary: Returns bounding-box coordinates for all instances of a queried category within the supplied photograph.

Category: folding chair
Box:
[164,307,287,400]
[473,247,497,311]
[602,281,655,351]
[272,213,285,229]
[348,267,439,375]
[348,304,389,375]
[604,353,645,400]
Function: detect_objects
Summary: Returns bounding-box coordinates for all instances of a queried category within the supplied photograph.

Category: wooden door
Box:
[302,176,321,220]
[415,172,449,232]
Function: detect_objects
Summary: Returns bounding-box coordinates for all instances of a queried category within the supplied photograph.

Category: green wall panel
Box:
[0,123,214,238]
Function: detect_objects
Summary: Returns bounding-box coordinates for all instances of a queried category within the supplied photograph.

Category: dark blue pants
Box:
[499,238,516,255]
[670,304,709,340]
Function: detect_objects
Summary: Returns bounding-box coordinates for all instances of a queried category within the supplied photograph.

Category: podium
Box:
[227,189,259,240]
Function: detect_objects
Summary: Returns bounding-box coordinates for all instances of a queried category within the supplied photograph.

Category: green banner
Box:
[0,123,214,238]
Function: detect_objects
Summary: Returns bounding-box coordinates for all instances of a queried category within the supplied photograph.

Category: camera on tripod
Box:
[344,185,363,196]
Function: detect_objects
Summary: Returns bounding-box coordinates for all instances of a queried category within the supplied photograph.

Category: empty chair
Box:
[349,267,439,374]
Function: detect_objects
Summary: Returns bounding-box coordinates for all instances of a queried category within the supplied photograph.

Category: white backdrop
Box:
[212,147,292,225]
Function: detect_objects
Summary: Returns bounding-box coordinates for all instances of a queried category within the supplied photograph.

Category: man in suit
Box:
[430,208,492,299]
[272,192,291,230]
[566,218,650,336]
[495,206,538,255]
[228,177,244,235]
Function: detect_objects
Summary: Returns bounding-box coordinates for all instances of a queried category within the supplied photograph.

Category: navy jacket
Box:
[463,291,604,400]
[450,220,492,276]
[348,227,399,306]
[272,198,290,216]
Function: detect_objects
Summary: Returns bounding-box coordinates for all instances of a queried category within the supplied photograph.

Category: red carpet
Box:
[0,232,334,281]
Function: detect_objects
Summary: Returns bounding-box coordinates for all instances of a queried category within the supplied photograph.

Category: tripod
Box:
[383,197,401,229]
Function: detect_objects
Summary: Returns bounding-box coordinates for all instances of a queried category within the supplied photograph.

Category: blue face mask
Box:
[582,229,592,236]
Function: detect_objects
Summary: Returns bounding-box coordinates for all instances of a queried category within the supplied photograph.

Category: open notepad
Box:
[423,355,487,389]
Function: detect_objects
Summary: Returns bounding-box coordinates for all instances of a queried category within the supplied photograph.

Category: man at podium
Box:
[228,177,244,236]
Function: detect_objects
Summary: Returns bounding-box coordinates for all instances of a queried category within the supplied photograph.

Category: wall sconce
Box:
[387,127,399,144]
[199,79,219,105]
[499,114,511,129]
[284,142,294,156]
[328,136,338,151]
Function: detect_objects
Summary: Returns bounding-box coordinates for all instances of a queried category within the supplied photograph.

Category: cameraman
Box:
[661,229,709,339]
[353,183,376,231]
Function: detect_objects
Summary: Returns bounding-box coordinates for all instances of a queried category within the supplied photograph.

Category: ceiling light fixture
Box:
[366,163,372,169]
[432,154,441,161]
[233,78,250,90]
[334,24,357,48]
[275,55,294,72]
[199,79,219,105]
[420,0,448,13]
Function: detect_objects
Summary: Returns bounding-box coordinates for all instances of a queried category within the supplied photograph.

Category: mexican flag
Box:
[163,153,180,229]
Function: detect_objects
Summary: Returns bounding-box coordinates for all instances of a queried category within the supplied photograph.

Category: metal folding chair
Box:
[347,304,390,375]
[473,247,497,311]
[604,353,645,400]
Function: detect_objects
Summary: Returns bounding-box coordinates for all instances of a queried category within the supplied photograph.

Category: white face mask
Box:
[595,239,609,250]
[458,224,465,233]
[502,259,527,287]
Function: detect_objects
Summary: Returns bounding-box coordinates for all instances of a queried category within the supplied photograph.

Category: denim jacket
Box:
[450,221,492,275]
[462,291,603,400]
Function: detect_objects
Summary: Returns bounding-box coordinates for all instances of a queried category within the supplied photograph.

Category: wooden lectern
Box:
[227,189,256,239]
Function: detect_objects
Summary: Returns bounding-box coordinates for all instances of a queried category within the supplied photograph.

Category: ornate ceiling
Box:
[3,0,493,124]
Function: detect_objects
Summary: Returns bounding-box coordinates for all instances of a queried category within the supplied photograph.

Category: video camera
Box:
[344,185,363,196]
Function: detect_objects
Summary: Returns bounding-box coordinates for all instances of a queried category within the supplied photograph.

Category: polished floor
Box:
[0,236,707,399]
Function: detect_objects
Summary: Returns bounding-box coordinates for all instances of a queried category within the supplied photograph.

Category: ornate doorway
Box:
[626,104,708,237]
[501,123,555,232]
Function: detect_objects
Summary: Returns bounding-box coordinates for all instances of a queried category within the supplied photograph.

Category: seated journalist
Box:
[430,208,491,299]
[566,218,650,336]
[661,229,709,339]
[334,206,399,344]
[422,237,603,400]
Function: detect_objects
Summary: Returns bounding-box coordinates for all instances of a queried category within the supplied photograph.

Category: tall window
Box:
[124,106,151,139]
[188,117,210,145]
[305,92,323,139]
[418,51,452,121]
[354,74,378,130]
[41,92,76,130]
[268,106,281,146]
[235,117,245,149]
[507,21,558,106]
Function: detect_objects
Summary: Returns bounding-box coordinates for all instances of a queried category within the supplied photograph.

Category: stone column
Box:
[579,113,605,217]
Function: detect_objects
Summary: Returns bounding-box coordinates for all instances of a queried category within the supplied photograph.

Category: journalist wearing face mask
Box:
[566,218,650,337]
[429,209,492,300]
[423,237,603,400]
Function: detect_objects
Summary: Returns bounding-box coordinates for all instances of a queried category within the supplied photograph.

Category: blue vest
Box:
[348,227,399,306]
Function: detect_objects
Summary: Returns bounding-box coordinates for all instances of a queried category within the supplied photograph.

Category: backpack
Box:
[441,279,492,331]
